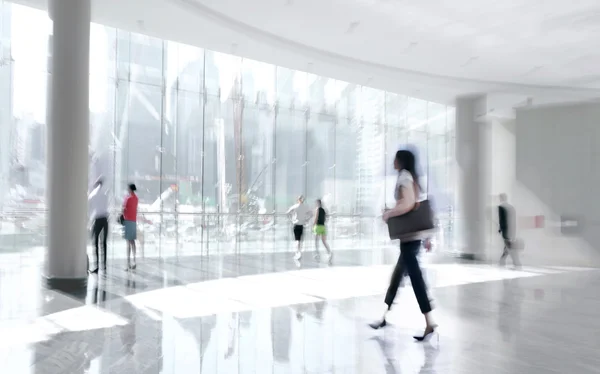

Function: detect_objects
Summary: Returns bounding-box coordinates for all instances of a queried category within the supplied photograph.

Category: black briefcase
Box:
[387,200,435,240]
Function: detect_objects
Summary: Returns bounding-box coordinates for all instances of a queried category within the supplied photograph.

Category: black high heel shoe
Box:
[369,319,387,330]
[413,325,438,341]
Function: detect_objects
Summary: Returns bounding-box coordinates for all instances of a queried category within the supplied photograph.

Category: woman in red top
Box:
[122,183,139,270]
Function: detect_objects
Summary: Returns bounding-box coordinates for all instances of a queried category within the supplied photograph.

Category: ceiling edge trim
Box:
[167,0,600,97]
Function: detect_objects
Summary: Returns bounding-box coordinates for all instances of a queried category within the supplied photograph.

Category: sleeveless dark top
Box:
[316,207,326,225]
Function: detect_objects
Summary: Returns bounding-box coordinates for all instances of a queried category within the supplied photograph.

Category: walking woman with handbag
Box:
[369,150,437,341]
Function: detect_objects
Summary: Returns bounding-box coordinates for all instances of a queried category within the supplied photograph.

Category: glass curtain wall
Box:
[0,3,456,259]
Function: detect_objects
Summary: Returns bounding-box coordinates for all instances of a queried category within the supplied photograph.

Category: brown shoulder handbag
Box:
[387,199,435,240]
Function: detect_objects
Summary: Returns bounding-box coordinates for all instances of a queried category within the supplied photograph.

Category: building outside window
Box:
[0,2,457,258]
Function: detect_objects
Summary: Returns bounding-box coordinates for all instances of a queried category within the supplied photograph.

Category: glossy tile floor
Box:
[1,249,599,373]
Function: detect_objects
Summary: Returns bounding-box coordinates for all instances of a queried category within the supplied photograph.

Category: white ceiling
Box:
[12,0,600,104]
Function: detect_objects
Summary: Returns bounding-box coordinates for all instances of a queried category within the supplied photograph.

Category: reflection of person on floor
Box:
[291,301,327,322]
[313,199,333,262]
[418,344,439,373]
[120,302,136,356]
[498,193,521,268]
[498,278,524,342]
[271,306,292,363]
[125,271,137,290]
[311,301,326,321]
[373,335,439,374]
[225,313,237,359]
[89,276,107,305]
[239,310,252,329]
[371,336,398,374]
[287,195,311,261]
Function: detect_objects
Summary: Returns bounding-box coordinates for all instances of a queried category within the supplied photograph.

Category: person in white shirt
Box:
[88,178,109,273]
[370,150,437,341]
[287,195,311,260]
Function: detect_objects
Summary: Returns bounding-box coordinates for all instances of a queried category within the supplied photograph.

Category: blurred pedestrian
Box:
[287,195,311,261]
[498,193,521,268]
[88,177,109,273]
[370,150,437,341]
[313,199,333,263]
[122,183,138,270]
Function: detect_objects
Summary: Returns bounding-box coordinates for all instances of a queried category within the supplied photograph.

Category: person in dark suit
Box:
[498,193,521,268]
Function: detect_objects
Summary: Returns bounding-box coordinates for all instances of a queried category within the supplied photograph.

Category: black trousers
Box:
[92,217,108,269]
[293,225,304,241]
[384,240,432,314]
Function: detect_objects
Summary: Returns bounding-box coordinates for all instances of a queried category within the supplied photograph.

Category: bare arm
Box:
[314,208,319,225]
[384,185,417,220]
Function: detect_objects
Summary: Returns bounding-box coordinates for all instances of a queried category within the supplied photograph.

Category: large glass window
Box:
[306,113,335,205]
[0,2,456,259]
[242,98,275,212]
[334,117,358,215]
[174,91,203,207]
[275,108,305,213]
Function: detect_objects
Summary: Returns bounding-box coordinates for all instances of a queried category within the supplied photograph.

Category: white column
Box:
[45,0,91,288]
[455,95,491,260]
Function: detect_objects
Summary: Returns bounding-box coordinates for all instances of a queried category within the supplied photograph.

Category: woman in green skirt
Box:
[313,199,332,262]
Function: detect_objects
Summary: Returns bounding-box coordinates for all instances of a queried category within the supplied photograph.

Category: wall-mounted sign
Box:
[534,215,544,229]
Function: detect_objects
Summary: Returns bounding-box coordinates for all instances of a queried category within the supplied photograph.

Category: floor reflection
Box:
[371,332,440,374]
[1,253,599,373]
[29,297,166,373]
[174,314,217,372]
[88,276,107,305]
[420,344,440,373]
[372,335,399,374]
[101,299,164,373]
[271,306,292,364]
[498,278,525,342]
